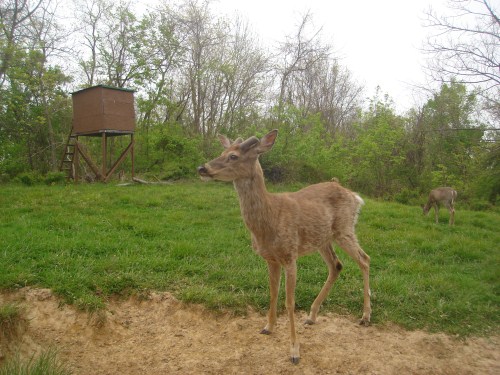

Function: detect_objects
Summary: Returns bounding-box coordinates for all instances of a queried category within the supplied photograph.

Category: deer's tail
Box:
[353,193,364,225]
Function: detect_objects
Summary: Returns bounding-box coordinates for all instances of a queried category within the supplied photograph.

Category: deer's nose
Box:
[197,165,208,175]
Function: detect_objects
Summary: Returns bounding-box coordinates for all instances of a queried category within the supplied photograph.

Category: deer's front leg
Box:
[284,262,300,364]
[261,260,281,335]
[434,203,439,223]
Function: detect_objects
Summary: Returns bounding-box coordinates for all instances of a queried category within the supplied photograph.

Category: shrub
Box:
[394,188,420,205]
[0,173,11,183]
[16,172,42,186]
[44,171,67,185]
[468,199,492,211]
[141,126,204,180]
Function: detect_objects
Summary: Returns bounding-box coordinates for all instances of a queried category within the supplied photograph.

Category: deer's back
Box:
[283,182,362,249]
[431,187,457,202]
[289,181,361,211]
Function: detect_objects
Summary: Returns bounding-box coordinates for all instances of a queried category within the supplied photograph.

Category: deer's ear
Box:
[233,137,243,145]
[240,136,259,152]
[218,134,232,149]
[257,129,278,153]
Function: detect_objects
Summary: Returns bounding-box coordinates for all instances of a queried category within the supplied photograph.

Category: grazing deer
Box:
[422,187,457,225]
[197,130,371,364]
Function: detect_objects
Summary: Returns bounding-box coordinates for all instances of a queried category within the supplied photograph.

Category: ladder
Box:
[60,132,77,180]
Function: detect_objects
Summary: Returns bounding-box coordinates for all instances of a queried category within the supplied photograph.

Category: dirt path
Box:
[1,288,498,374]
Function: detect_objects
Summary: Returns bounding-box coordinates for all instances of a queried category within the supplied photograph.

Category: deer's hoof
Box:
[291,356,300,365]
[260,329,272,335]
[304,319,315,325]
[290,342,300,364]
[359,318,370,326]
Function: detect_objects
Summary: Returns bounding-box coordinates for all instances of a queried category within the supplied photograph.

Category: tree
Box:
[1,0,72,174]
[74,0,154,88]
[291,57,363,136]
[473,140,500,204]
[0,0,43,88]
[169,0,268,137]
[272,12,363,136]
[414,82,484,195]
[29,0,73,169]
[73,0,110,86]
[423,0,499,103]
[274,12,330,113]
[349,91,406,197]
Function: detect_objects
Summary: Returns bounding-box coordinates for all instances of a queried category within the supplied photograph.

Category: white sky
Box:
[212,0,450,113]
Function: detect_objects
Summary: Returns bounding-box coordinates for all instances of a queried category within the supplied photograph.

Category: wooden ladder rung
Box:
[60,129,77,179]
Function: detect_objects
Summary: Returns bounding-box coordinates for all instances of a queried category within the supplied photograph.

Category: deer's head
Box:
[422,204,430,215]
[197,130,278,182]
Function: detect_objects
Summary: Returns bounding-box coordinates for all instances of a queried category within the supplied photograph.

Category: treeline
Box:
[0,0,498,206]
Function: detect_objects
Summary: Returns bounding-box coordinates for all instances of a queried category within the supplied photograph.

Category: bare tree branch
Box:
[422,0,499,101]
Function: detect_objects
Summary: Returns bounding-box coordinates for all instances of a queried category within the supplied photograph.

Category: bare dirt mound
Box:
[1,288,498,374]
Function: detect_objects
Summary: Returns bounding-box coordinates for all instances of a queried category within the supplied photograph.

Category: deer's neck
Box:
[233,161,272,232]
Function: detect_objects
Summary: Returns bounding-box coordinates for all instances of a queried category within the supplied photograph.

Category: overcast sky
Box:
[211,0,453,113]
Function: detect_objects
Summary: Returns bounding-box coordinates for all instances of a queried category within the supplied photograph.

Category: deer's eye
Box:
[229,154,239,161]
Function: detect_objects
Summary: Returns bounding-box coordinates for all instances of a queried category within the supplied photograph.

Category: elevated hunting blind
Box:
[60,85,136,182]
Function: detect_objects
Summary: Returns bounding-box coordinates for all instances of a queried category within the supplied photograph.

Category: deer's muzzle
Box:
[197,165,213,181]
[197,165,208,175]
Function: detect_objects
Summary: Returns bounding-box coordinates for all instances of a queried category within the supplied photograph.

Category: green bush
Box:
[13,171,67,186]
[44,171,67,185]
[158,163,193,181]
[394,188,420,205]
[0,173,11,183]
[139,126,205,180]
[16,172,42,186]
[468,199,492,211]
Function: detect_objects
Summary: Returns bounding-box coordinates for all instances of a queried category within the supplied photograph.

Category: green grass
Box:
[0,303,24,338]
[0,181,498,337]
[0,349,71,375]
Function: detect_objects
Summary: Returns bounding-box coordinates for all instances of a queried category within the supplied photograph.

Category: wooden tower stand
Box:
[60,85,136,182]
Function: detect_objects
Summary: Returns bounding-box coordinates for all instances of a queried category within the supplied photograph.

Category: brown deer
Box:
[197,130,371,364]
[422,187,457,225]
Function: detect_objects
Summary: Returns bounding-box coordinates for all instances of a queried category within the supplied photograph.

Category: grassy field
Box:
[0,181,498,337]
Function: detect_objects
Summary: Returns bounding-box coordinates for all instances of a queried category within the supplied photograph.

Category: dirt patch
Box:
[1,288,498,374]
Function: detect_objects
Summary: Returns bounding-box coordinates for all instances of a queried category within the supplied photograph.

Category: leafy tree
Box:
[1,0,72,175]
[260,106,333,182]
[422,82,484,193]
[348,91,405,197]
[0,0,43,88]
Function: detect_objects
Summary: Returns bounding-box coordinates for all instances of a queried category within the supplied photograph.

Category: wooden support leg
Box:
[101,132,107,181]
[131,134,135,179]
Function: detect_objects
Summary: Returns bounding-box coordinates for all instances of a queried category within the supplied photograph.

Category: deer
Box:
[197,129,371,364]
[422,187,457,225]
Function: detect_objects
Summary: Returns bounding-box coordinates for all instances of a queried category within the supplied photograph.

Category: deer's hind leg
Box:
[445,202,455,226]
[305,244,343,325]
[335,233,371,326]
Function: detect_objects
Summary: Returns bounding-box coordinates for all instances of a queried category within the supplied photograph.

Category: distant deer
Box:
[422,187,457,225]
[197,130,371,364]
